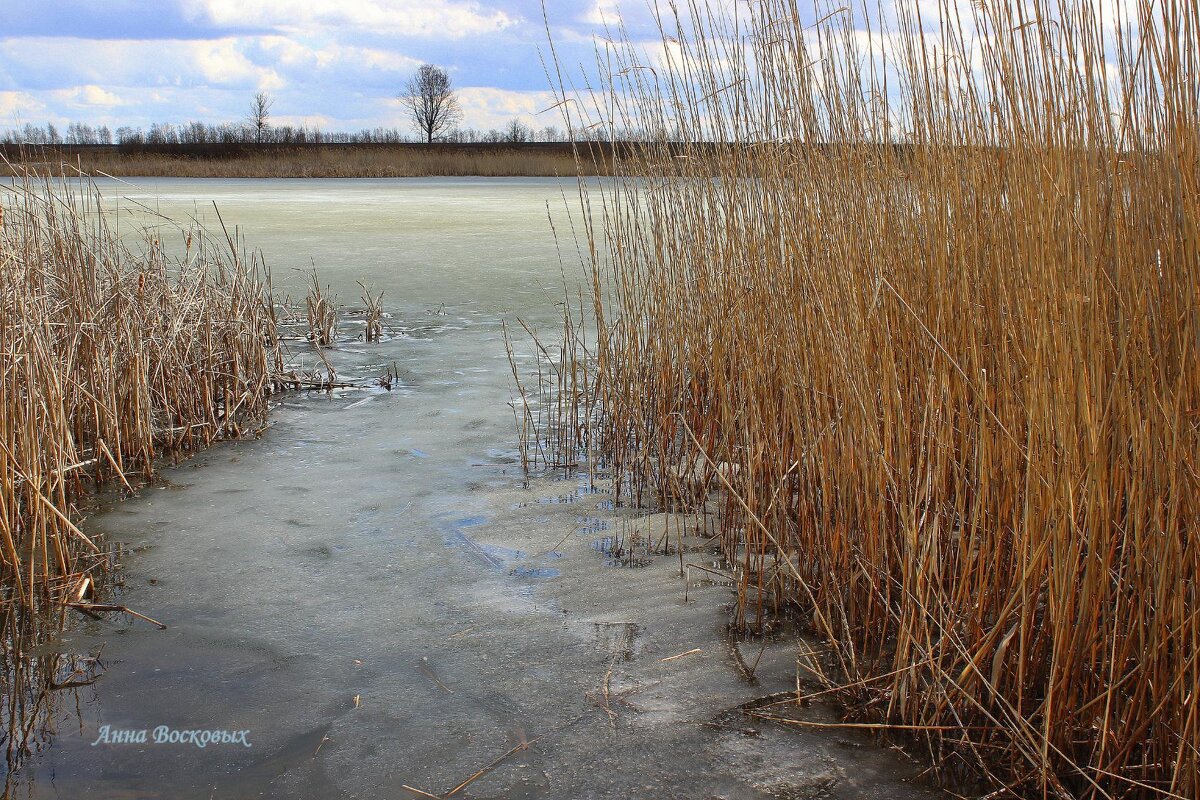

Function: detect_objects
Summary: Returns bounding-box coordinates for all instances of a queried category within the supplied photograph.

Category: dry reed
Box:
[358,281,385,343]
[0,167,283,619]
[304,270,339,347]
[546,0,1199,796]
[19,145,609,179]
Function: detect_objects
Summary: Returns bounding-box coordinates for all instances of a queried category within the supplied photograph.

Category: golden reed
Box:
[0,169,283,621]
[552,0,1199,796]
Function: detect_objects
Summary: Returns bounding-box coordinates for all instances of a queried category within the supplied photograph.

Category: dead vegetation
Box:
[530,0,1200,796]
[359,281,385,343]
[304,269,339,347]
[15,145,609,179]
[0,167,403,773]
[0,169,287,622]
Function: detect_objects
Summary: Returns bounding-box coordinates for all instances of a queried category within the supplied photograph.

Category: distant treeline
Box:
[0,119,619,148]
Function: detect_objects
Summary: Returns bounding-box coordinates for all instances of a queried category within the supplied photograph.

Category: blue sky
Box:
[0,0,664,134]
[0,1,1140,138]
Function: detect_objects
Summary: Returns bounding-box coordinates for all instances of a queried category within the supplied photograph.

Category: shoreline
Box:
[1,142,623,178]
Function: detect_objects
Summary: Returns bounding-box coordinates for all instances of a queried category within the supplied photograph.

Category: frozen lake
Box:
[4,177,940,799]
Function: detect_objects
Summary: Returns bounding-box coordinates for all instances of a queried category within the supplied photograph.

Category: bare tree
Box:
[400,65,462,144]
[504,118,532,143]
[248,91,274,144]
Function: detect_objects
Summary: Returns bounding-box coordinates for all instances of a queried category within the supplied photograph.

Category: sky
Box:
[0,0,666,135]
[0,1,1141,138]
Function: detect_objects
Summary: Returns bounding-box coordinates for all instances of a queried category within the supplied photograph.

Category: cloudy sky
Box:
[1,1,1140,138]
[0,0,667,135]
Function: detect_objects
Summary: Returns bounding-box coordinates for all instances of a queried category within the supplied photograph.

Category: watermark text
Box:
[91,725,252,748]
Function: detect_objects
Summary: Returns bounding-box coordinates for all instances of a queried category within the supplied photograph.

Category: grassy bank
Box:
[2,142,621,178]
[550,0,1199,796]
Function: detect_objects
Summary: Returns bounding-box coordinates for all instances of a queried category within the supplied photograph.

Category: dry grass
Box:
[0,169,284,619]
[19,145,610,178]
[0,167,288,772]
[304,270,339,347]
[505,308,594,473]
[546,0,1200,796]
[358,282,385,343]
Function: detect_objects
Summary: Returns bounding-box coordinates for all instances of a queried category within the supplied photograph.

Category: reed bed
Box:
[22,146,609,179]
[550,0,1199,796]
[0,169,284,622]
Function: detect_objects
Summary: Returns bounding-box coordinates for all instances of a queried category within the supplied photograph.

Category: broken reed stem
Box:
[540,0,1200,797]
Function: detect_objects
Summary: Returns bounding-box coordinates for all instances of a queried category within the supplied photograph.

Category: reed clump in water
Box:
[358,282,385,343]
[504,307,594,473]
[0,170,284,623]
[304,270,339,347]
[552,0,1199,796]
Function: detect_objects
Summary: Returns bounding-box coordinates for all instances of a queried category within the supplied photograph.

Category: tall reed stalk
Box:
[548,0,1199,795]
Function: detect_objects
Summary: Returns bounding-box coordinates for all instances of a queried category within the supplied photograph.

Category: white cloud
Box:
[1,37,282,91]
[455,86,559,130]
[270,111,338,129]
[256,36,422,84]
[50,85,128,107]
[574,0,666,29]
[1092,0,1141,31]
[194,38,284,88]
[582,1,621,26]
[0,90,46,120]
[182,0,518,39]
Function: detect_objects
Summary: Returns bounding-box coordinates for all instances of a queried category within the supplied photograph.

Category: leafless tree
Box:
[504,118,532,142]
[248,91,274,144]
[400,65,462,144]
